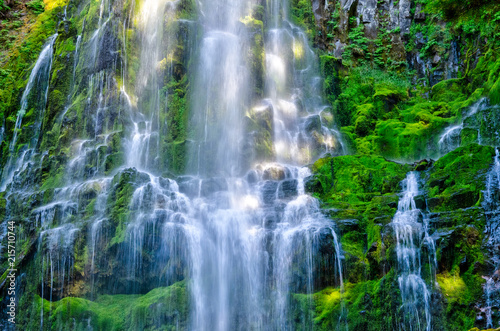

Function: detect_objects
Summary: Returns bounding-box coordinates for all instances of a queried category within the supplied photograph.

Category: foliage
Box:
[26,0,45,14]
[31,281,188,330]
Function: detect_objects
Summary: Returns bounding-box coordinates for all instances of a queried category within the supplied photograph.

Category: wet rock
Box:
[245,170,259,184]
[303,114,322,133]
[261,180,279,205]
[414,195,426,210]
[158,177,173,190]
[398,0,412,35]
[262,164,287,180]
[94,23,119,73]
[373,215,393,225]
[333,40,345,59]
[432,54,442,64]
[367,241,378,254]
[414,159,434,171]
[414,3,425,21]
[278,179,298,199]
[431,229,454,243]
[81,184,99,201]
[358,0,378,38]
[177,176,200,197]
[415,32,426,47]
[426,196,442,210]
[387,200,398,209]
[449,189,477,209]
[304,175,323,193]
[244,102,274,162]
[334,219,359,232]
[263,210,278,229]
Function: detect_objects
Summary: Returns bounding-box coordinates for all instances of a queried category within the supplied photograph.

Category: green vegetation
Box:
[291,0,316,39]
[22,281,188,331]
[427,144,495,211]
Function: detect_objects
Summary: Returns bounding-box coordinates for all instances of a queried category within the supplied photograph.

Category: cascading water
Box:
[437,97,488,155]
[1,0,346,330]
[0,34,57,191]
[392,172,433,331]
[127,0,179,172]
[264,0,343,164]
[188,0,252,177]
[119,0,345,329]
[482,148,500,328]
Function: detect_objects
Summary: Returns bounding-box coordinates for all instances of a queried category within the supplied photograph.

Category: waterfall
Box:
[118,0,346,329]
[437,97,488,155]
[1,0,346,329]
[264,0,343,164]
[0,34,57,191]
[483,148,500,328]
[188,0,251,177]
[393,172,432,331]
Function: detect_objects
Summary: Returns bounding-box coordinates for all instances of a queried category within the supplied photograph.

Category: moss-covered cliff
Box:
[295,0,500,329]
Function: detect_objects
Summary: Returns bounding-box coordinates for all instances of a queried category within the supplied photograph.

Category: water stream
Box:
[118,1,346,329]
[0,34,57,191]
[483,149,500,328]
[393,172,432,331]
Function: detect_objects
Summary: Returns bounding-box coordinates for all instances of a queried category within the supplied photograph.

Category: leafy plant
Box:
[26,0,44,15]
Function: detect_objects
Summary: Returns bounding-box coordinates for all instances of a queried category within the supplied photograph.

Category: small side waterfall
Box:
[0,34,57,190]
[483,149,500,328]
[437,98,488,155]
[393,172,432,331]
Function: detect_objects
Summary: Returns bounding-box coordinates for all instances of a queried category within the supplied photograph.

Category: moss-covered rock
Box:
[426,144,495,212]
[22,281,188,331]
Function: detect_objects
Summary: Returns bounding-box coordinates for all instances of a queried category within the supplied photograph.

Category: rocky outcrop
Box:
[313,0,463,85]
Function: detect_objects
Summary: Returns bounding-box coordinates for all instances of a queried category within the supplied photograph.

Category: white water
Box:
[393,172,432,331]
[483,149,500,328]
[119,162,344,330]
[438,98,488,155]
[0,0,347,329]
[118,1,346,329]
[265,0,343,164]
[0,34,57,191]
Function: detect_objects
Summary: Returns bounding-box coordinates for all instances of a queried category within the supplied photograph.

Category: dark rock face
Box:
[278,179,298,199]
[304,174,323,193]
[313,0,464,85]
[303,114,322,133]
[261,180,279,205]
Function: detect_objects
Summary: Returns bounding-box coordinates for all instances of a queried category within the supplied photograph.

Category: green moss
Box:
[40,166,65,190]
[310,154,411,208]
[436,267,480,330]
[314,287,342,325]
[107,169,138,246]
[437,269,467,304]
[427,144,495,211]
[292,269,404,331]
[105,152,125,175]
[0,191,5,220]
[290,0,316,39]
[32,281,188,331]
[320,55,341,105]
